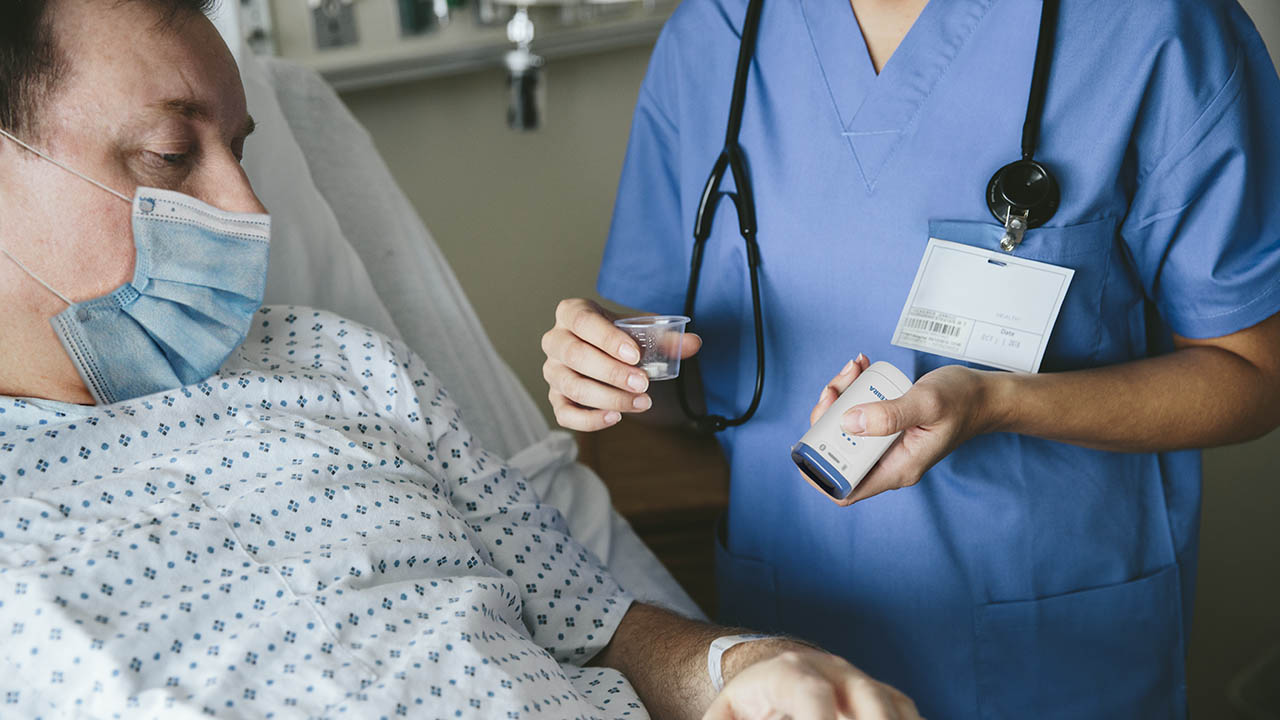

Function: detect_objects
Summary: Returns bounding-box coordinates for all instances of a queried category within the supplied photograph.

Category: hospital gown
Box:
[0,307,645,720]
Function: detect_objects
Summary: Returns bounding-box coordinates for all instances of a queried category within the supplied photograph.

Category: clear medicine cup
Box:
[613,315,691,381]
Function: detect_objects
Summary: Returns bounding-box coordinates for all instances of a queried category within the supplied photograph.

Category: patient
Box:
[0,2,923,719]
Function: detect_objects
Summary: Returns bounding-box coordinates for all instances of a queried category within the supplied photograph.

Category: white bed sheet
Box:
[236,51,702,619]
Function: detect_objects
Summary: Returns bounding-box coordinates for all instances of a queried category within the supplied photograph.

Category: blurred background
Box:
[217,1,1279,716]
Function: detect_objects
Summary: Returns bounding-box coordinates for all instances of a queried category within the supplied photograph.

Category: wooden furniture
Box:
[575,421,730,617]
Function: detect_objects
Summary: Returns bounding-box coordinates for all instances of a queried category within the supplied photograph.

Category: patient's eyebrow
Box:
[152,97,213,121]
[148,99,257,139]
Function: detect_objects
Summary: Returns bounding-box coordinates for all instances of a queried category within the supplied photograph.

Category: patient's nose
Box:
[202,163,268,215]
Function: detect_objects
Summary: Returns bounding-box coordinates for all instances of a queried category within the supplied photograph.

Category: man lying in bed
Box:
[0,2,922,718]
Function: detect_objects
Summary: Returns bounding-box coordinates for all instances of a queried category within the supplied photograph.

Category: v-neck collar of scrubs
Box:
[799,0,998,191]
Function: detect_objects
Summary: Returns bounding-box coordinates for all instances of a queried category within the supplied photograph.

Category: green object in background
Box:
[398,0,438,35]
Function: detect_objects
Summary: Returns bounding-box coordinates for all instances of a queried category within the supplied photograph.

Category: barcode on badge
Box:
[903,316,961,337]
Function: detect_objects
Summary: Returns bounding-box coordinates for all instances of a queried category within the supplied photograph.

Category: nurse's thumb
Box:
[842,396,924,437]
[680,333,703,358]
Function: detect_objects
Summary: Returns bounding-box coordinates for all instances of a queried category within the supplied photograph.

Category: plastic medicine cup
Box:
[613,315,691,381]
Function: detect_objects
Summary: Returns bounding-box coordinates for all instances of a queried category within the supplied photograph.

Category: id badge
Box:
[891,237,1074,373]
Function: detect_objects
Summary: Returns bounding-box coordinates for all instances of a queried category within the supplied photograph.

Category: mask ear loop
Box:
[0,126,134,306]
[0,127,131,203]
[0,247,74,306]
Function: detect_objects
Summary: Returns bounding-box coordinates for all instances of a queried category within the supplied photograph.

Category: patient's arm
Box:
[593,603,922,720]
[402,343,917,717]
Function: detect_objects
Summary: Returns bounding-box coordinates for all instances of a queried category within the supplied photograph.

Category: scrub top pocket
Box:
[714,514,782,632]
[927,218,1120,371]
[973,564,1186,719]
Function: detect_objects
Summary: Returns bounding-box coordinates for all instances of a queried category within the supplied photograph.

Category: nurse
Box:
[540,0,1280,716]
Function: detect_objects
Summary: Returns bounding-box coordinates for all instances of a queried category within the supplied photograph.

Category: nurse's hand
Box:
[542,298,702,431]
[705,644,923,720]
[808,357,997,505]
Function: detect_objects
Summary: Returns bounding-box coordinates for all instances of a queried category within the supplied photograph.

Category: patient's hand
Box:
[593,604,921,720]
[541,298,701,431]
[708,643,923,720]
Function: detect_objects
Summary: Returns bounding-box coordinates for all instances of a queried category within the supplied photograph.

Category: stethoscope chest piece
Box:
[987,159,1059,251]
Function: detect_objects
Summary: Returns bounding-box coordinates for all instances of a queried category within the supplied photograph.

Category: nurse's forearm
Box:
[988,344,1280,453]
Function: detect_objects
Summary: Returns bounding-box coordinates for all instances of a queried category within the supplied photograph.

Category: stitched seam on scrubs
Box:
[797,1,855,138]
[1089,235,1118,363]
[1133,45,1245,192]
[854,0,995,194]
[1163,274,1280,325]
[638,87,679,139]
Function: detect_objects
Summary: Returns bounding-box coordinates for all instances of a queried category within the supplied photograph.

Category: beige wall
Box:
[340,4,1280,717]
[342,44,651,409]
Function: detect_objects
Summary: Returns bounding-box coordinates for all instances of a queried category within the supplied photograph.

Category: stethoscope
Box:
[677,0,1062,433]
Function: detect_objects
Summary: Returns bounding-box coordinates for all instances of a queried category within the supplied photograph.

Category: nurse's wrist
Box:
[975,369,1020,435]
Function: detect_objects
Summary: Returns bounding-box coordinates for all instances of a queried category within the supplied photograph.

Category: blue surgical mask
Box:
[0,128,271,405]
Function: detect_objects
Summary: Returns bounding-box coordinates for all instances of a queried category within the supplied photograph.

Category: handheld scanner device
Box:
[791,361,913,501]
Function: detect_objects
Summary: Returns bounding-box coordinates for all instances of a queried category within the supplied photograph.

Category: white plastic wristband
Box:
[708,634,776,692]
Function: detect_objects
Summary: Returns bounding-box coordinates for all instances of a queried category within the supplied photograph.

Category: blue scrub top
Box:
[598,0,1280,716]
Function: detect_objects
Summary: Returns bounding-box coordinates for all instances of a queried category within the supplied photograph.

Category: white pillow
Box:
[239,54,403,343]
[233,51,703,618]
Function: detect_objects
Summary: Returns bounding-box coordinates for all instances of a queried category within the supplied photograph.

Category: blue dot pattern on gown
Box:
[0,307,646,720]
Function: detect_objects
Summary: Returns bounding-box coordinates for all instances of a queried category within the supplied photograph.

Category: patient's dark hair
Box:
[0,0,216,136]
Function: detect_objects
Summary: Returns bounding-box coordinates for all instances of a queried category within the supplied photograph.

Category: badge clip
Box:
[999,210,1029,252]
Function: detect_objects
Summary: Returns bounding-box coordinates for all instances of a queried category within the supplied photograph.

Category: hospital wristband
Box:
[708,633,777,692]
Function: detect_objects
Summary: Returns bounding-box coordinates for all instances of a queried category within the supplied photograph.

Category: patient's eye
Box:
[142,150,191,169]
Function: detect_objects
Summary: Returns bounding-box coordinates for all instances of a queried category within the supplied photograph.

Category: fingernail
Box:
[626,374,647,392]
[604,411,622,425]
[620,345,640,364]
[633,395,652,411]
[841,359,855,376]
[856,352,867,365]
[841,409,866,435]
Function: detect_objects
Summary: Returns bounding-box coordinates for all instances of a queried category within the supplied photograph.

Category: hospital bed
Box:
[235,48,703,621]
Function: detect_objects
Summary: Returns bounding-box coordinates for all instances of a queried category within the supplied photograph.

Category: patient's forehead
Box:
[40,0,245,147]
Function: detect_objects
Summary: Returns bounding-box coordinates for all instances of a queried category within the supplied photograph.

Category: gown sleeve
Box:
[400,346,635,666]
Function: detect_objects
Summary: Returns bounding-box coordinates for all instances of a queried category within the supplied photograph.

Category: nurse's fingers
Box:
[889,688,924,720]
[809,354,871,426]
[680,332,704,358]
[843,438,928,504]
[656,330,703,359]
[548,389,622,432]
[842,384,939,438]
[543,360,651,413]
[542,327,650,394]
[554,298,641,365]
